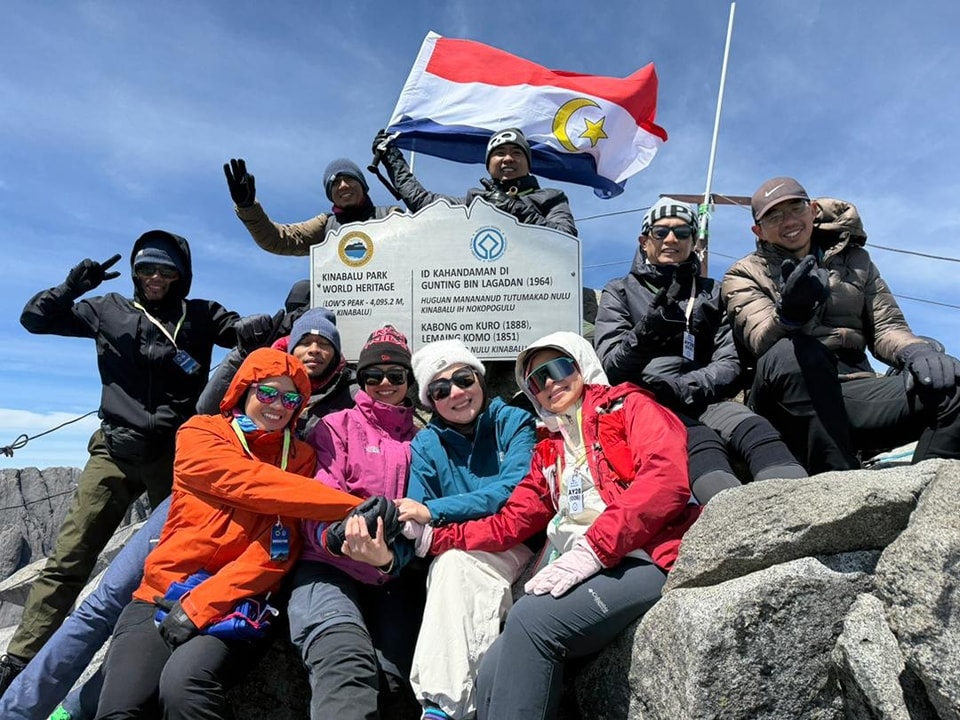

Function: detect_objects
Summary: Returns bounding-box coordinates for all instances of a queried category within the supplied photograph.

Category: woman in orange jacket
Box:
[95,348,364,719]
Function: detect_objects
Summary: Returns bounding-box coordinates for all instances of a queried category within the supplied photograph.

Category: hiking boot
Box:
[0,653,27,697]
[49,705,73,720]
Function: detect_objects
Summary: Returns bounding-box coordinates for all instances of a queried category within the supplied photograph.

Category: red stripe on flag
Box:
[426,37,663,134]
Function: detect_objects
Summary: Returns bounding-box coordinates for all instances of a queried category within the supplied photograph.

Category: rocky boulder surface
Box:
[2,459,957,719]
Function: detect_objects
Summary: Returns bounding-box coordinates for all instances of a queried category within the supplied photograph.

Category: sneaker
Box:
[49,705,73,720]
[0,653,27,697]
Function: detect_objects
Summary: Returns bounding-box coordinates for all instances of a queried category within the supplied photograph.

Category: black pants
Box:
[749,336,960,473]
[95,600,263,719]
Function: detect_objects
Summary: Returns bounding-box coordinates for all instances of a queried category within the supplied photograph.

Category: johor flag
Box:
[385,31,667,198]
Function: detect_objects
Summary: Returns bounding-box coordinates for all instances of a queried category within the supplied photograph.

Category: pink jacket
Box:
[302,390,416,583]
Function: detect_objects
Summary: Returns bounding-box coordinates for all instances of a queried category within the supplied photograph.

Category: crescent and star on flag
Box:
[551,97,609,151]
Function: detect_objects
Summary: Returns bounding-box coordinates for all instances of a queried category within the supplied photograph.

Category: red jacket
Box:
[431,382,701,571]
[133,348,362,628]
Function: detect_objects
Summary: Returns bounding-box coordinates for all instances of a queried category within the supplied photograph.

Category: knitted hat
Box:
[486,128,532,169]
[751,177,809,221]
[357,324,412,372]
[323,158,370,202]
[411,339,486,406]
[132,234,186,276]
[640,197,699,235]
[288,307,341,355]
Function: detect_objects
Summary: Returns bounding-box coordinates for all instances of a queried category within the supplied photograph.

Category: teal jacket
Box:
[407,397,536,525]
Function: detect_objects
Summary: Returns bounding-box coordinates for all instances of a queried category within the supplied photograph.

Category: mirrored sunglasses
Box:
[135,264,179,279]
[253,384,304,410]
[360,368,408,386]
[427,368,478,402]
[648,224,694,241]
[525,357,578,395]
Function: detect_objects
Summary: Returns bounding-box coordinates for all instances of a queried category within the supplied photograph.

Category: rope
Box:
[1,410,98,458]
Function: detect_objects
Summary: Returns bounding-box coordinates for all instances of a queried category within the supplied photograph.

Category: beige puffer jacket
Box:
[721,197,923,374]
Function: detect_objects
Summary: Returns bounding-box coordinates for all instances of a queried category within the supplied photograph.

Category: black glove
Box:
[323,495,401,556]
[223,158,256,208]
[63,254,122,297]
[478,177,514,208]
[372,128,395,158]
[154,597,199,650]
[235,310,284,355]
[777,256,830,325]
[635,278,687,342]
[899,343,960,393]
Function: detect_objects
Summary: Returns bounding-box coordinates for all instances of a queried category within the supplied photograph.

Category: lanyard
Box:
[683,279,698,332]
[134,301,187,349]
[230,418,290,471]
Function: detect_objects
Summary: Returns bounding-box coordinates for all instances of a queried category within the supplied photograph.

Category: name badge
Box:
[173,349,202,376]
[682,331,696,362]
[567,469,584,515]
[270,520,290,561]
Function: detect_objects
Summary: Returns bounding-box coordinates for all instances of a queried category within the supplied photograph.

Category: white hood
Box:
[514,332,609,431]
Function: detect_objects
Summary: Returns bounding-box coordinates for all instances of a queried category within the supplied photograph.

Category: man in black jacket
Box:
[372,127,577,236]
[0,230,252,693]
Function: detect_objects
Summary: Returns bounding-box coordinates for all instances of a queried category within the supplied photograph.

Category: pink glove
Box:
[401,520,434,558]
[524,539,604,598]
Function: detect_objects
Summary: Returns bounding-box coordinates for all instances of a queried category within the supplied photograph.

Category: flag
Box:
[385,31,667,199]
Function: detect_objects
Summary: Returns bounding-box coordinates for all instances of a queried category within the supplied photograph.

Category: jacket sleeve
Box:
[862,261,925,365]
[594,284,658,384]
[205,301,242,351]
[173,422,361,522]
[300,418,352,556]
[180,523,301,628]
[20,284,102,338]
[584,392,693,567]
[430,452,556,554]
[722,259,793,359]
[509,192,578,236]
[196,349,244,414]
[381,146,463,212]
[419,409,537,525]
[235,202,328,256]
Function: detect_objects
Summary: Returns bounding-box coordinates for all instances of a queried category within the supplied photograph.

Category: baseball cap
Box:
[751,177,810,221]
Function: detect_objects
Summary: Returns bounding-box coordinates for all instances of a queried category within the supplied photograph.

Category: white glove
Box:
[524,538,604,598]
[401,520,434,558]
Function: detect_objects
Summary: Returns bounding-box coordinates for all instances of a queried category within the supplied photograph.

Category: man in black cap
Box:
[223,157,400,256]
[721,177,960,473]
[0,231,261,693]
[372,127,577,236]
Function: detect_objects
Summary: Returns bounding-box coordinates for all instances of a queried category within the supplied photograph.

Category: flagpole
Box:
[698,1,736,276]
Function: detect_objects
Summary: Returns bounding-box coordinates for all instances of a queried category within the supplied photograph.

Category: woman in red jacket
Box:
[415,332,701,720]
[95,348,364,719]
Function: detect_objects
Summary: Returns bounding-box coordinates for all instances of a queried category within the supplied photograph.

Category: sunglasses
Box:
[525,357,578,395]
[359,367,408,386]
[427,367,478,402]
[253,384,304,410]
[647,224,694,241]
[135,264,179,279]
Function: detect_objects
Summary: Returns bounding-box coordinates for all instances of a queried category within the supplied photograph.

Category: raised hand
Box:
[63,254,122,297]
[223,158,256,208]
[777,255,830,325]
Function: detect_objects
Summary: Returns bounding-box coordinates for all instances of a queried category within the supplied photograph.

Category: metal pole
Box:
[698,1,736,276]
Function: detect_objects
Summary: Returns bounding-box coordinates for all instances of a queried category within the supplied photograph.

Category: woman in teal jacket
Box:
[399,339,537,720]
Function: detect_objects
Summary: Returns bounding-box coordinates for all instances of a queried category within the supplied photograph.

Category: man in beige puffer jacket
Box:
[722,176,960,472]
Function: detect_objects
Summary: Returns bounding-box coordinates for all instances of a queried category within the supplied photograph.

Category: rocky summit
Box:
[1,459,957,719]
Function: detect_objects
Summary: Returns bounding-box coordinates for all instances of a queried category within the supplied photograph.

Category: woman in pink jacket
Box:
[410,331,702,720]
[288,325,422,720]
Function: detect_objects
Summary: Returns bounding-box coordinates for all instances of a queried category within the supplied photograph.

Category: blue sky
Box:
[2,0,959,469]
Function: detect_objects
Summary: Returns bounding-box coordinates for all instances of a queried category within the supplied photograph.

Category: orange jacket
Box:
[133,348,362,628]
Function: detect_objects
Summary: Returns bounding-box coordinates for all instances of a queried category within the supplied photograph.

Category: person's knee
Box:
[304,621,376,672]
[158,654,221,711]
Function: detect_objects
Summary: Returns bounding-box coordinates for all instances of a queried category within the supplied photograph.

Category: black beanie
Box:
[357,325,412,372]
[323,159,369,202]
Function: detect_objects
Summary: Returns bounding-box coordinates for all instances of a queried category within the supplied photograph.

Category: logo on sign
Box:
[471,226,506,262]
[338,232,374,267]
